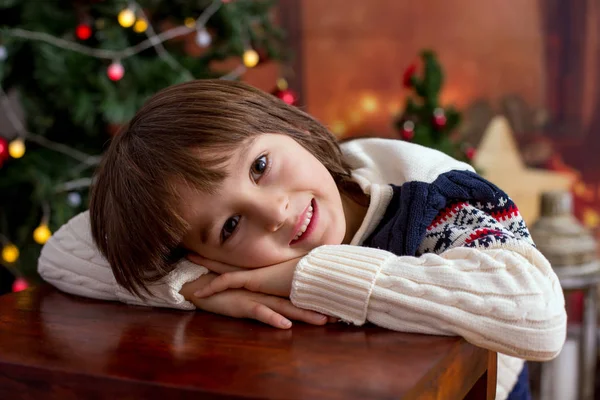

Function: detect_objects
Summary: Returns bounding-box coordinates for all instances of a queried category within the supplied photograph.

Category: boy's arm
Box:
[289,170,566,362]
[38,211,207,310]
[291,242,566,361]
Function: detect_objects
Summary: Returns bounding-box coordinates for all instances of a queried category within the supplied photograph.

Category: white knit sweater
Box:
[38,138,566,400]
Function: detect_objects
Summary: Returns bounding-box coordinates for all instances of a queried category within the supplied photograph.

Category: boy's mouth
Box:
[290,199,317,245]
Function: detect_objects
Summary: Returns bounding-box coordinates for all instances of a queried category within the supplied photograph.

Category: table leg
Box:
[579,287,597,400]
[464,351,497,400]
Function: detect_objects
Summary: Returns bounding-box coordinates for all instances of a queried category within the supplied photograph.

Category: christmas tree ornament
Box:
[401,120,415,140]
[12,277,28,293]
[8,138,25,159]
[403,63,417,88]
[118,7,136,28]
[33,224,52,244]
[67,192,82,207]
[184,18,196,28]
[75,24,92,40]
[465,146,476,160]
[107,61,125,81]
[273,87,297,105]
[243,49,259,68]
[133,18,148,33]
[0,137,8,160]
[0,45,7,61]
[195,28,211,47]
[433,107,447,128]
[1,243,19,263]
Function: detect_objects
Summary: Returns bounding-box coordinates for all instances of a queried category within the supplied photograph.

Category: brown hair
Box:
[90,79,352,298]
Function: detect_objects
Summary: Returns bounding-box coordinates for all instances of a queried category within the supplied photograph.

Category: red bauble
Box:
[12,277,29,293]
[400,121,415,141]
[465,146,476,160]
[402,63,417,88]
[0,137,8,161]
[273,88,298,106]
[107,62,125,81]
[401,129,414,141]
[433,114,447,128]
[76,24,92,40]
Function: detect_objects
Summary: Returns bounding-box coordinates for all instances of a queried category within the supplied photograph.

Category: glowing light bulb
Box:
[242,49,259,68]
[196,28,211,47]
[184,18,196,28]
[361,95,378,113]
[8,138,25,159]
[2,244,19,263]
[118,8,136,28]
[276,78,288,91]
[133,18,148,33]
[331,121,346,136]
[67,192,82,207]
[33,224,52,244]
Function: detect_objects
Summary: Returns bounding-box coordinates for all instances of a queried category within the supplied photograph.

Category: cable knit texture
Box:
[38,211,208,310]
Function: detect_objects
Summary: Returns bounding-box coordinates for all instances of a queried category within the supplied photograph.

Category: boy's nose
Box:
[261,194,289,232]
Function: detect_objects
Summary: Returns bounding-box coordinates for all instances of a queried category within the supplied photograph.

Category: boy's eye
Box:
[250,155,269,181]
[221,215,240,242]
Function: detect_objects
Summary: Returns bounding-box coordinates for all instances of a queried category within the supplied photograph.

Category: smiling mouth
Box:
[290,199,317,245]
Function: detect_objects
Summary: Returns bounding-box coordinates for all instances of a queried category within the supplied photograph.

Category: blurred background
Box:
[0,1,599,398]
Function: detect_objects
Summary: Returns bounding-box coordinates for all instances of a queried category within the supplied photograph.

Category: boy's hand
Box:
[180,272,327,329]
[190,257,300,298]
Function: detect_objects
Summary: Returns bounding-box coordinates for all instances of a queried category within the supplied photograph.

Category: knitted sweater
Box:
[38,138,566,400]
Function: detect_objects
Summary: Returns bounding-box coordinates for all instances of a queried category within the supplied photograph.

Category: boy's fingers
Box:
[262,297,328,326]
[194,272,250,297]
[247,301,292,329]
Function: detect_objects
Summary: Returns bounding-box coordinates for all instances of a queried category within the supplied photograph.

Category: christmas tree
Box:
[0,0,286,292]
[394,50,475,163]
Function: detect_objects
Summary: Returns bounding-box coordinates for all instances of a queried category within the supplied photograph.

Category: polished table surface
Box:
[0,285,496,399]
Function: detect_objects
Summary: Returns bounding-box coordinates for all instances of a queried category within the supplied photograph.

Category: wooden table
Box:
[0,285,496,399]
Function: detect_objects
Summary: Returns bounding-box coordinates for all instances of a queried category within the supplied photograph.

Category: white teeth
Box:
[293,205,314,241]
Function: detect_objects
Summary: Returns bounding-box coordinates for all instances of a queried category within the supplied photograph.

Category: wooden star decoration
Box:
[474,116,575,224]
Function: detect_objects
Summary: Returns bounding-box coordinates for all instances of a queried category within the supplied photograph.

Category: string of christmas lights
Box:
[0,0,267,270]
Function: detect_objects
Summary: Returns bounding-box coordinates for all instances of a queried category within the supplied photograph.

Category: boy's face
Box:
[179,133,350,269]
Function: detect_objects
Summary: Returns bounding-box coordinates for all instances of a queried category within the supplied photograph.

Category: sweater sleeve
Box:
[37,211,208,310]
[290,242,566,361]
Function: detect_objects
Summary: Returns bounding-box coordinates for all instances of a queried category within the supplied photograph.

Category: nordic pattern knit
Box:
[38,138,566,400]
[361,172,538,399]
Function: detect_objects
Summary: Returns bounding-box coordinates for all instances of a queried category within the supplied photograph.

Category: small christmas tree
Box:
[0,0,286,291]
[394,50,475,163]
